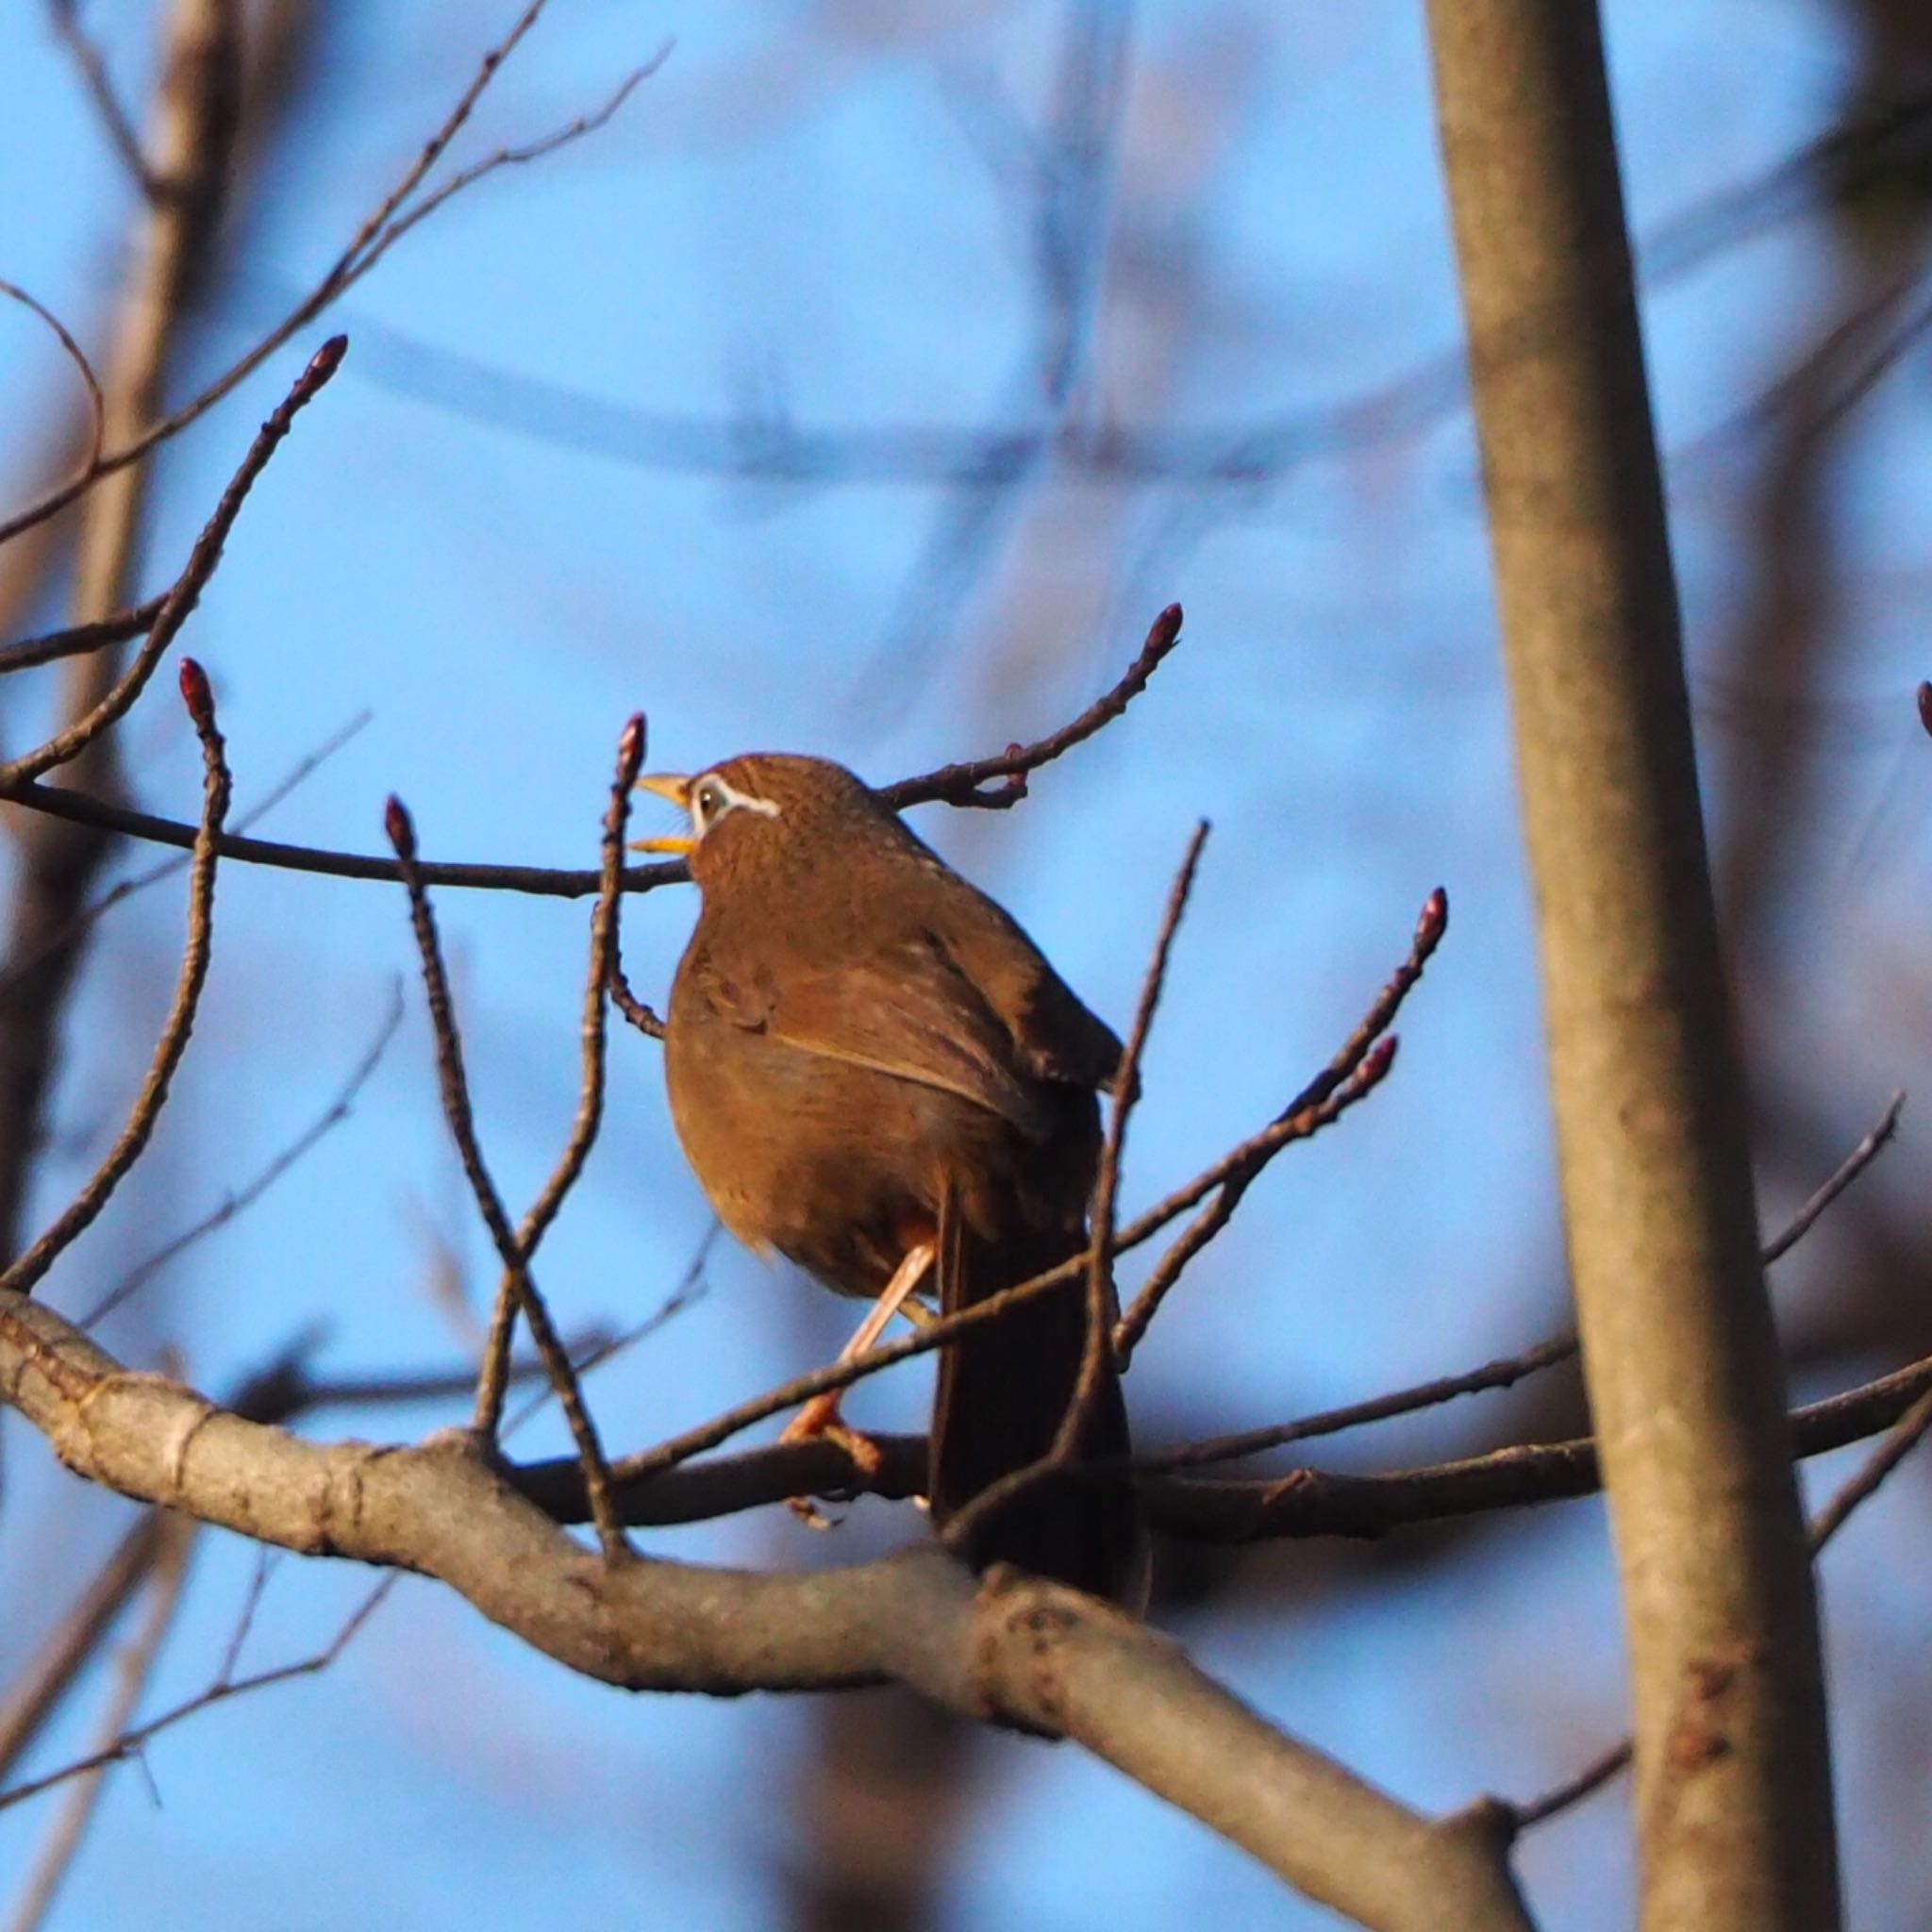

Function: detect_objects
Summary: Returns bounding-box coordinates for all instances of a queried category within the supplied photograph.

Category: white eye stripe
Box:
[691,773,781,835]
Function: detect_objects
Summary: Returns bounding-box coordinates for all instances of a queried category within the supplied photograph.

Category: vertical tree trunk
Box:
[0,0,238,1257]
[1423,6,1840,1926]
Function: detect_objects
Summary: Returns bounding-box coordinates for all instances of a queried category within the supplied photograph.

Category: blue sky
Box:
[3,3,1931,1927]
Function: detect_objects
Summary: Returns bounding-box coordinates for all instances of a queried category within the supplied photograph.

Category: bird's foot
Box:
[779,1392,886,1529]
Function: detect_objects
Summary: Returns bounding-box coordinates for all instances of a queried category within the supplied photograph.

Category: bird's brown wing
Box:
[892,858,1124,1092]
[688,933,1053,1138]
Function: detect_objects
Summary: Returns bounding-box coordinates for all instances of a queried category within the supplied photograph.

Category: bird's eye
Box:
[691,777,728,829]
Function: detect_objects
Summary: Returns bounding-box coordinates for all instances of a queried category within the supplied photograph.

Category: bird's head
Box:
[633,752,887,888]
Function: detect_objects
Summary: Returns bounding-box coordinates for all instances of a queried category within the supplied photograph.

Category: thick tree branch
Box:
[0,1291,1532,1932]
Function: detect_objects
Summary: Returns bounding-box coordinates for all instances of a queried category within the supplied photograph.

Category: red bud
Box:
[308,335,349,386]
[383,794,417,859]
[1417,887,1449,948]
[177,658,213,725]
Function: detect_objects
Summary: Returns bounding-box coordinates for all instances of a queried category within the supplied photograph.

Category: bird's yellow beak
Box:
[631,773,695,855]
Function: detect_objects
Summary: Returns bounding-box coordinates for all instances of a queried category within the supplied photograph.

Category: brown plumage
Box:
[643,752,1144,1602]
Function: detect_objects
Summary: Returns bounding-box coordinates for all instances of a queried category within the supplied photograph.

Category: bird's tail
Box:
[926,1186,1148,1607]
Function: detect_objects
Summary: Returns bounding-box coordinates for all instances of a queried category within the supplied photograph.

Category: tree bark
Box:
[1423,5,1840,1926]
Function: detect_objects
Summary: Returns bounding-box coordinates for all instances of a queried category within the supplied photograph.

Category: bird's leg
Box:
[782,1241,933,1526]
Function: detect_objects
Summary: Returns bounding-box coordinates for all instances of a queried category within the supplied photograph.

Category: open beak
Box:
[631,773,695,855]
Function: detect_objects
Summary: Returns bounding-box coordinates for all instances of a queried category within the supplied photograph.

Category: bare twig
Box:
[0,661,231,1298]
[1116,1036,1401,1369]
[607,955,666,1038]
[0,1302,1541,1932]
[3,1512,195,1932]
[383,796,627,1559]
[1069,822,1207,1452]
[0,1514,165,1785]
[0,708,375,997]
[46,0,153,192]
[1761,1090,1905,1265]
[473,715,645,1436]
[881,602,1182,810]
[0,602,1185,896]
[0,778,684,897]
[937,823,1208,1565]
[1142,1326,1580,1478]
[0,1575,395,1819]
[1806,1383,1932,1552]
[1137,1080,1900,1474]
[0,6,663,550]
[0,0,247,1268]
[1116,887,1445,1365]
[613,1032,1401,1490]
[307,94,1932,492]
[79,981,405,1328]
[0,338,344,791]
[0,277,105,471]
[608,996,1892,1500]
[0,594,168,677]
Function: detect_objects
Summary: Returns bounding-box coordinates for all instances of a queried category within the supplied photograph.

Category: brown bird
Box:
[637,753,1144,1602]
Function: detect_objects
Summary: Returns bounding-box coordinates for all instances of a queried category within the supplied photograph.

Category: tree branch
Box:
[384,796,627,1558]
[0,1290,1533,1932]
[0,661,231,1298]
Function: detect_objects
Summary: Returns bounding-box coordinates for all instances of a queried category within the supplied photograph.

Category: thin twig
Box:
[1141,1085,1905,1476]
[0,1515,166,1785]
[1115,887,1446,1365]
[502,1225,715,1439]
[45,0,153,192]
[0,337,346,791]
[0,278,106,472]
[1805,1383,1932,1554]
[1761,1090,1905,1265]
[607,955,666,1037]
[0,660,231,1298]
[0,1576,396,1818]
[79,980,406,1328]
[615,1024,1400,1488]
[881,602,1183,810]
[384,796,628,1559]
[1068,821,1207,1453]
[3,1512,195,1932]
[473,715,644,1437]
[0,7,664,549]
[1114,1037,1401,1371]
[1143,1327,1579,1478]
[0,777,684,897]
[0,602,1184,896]
[0,594,167,678]
[0,709,375,998]
[622,1002,1893,1495]
[940,821,1209,1562]
[346,62,663,283]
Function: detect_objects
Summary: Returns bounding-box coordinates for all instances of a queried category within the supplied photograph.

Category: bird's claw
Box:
[779,1395,885,1530]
